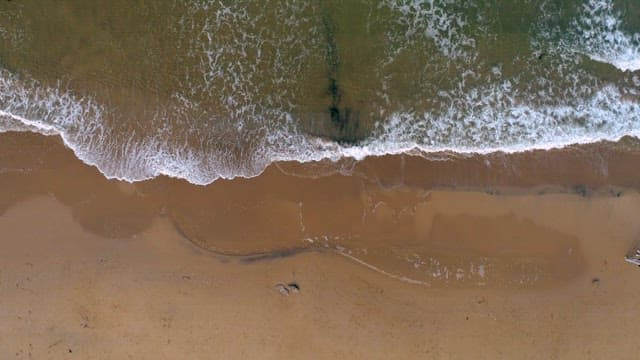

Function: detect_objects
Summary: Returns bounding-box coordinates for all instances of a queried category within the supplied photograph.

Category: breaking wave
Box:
[0,0,638,185]
[569,0,640,71]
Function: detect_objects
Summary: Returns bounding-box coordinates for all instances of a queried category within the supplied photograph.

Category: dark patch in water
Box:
[322,7,361,144]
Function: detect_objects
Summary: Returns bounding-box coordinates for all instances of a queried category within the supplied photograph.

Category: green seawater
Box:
[0,0,638,183]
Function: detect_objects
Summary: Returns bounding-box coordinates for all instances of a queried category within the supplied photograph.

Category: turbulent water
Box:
[0,0,639,184]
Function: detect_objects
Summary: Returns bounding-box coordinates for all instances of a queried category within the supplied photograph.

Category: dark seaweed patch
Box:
[321,7,361,144]
[329,105,341,125]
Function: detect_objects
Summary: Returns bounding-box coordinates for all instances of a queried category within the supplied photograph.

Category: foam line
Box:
[571,0,640,71]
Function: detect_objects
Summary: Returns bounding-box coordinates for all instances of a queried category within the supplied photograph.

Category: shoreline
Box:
[1,131,640,254]
[4,130,640,187]
[1,130,639,274]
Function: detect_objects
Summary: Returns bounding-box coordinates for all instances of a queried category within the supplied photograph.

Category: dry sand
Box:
[2,132,640,359]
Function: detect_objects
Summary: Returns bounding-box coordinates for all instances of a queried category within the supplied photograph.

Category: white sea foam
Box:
[0,1,639,185]
[1,65,639,185]
[570,0,640,71]
[383,0,476,59]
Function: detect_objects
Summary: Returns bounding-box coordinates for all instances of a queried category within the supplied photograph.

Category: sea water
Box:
[0,0,638,184]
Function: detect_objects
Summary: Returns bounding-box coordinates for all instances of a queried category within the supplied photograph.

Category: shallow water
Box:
[0,0,639,184]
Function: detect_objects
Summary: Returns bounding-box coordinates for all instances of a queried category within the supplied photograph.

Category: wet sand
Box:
[2,131,640,358]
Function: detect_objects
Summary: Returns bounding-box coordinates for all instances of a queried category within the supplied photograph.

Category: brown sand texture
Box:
[2,132,640,359]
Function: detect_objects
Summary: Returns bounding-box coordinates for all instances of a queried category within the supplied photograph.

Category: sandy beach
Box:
[1,132,640,358]
[2,1,640,358]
